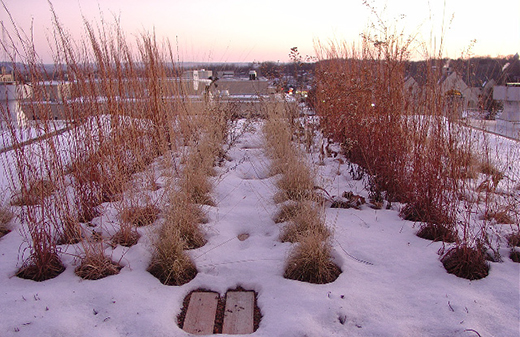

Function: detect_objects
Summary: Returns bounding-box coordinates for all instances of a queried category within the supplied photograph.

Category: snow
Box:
[0,118,519,336]
[0,121,68,149]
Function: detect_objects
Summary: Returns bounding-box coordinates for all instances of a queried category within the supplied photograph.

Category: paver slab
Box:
[183,292,219,335]
[222,291,254,334]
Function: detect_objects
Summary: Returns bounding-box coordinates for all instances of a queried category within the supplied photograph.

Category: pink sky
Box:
[2,0,519,63]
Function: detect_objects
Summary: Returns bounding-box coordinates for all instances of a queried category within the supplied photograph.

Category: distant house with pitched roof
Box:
[404,63,482,118]
[404,75,420,97]
[438,66,480,110]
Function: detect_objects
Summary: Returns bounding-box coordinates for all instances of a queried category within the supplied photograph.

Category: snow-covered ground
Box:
[0,118,518,336]
[0,121,68,150]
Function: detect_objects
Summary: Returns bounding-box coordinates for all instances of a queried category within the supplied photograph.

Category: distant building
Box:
[493,83,520,124]
[218,71,234,78]
[404,75,420,99]
[198,70,213,80]
[215,78,269,95]
[0,70,14,83]
[0,67,31,102]
[439,66,480,110]
[480,79,497,114]
[181,69,213,81]
[182,70,198,81]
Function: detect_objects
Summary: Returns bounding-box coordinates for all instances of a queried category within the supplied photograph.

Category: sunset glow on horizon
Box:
[2,0,519,64]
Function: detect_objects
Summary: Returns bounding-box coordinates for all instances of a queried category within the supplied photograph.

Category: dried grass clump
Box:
[111,227,141,247]
[509,251,520,263]
[263,115,293,164]
[264,111,317,204]
[58,216,83,245]
[275,156,316,203]
[11,179,55,206]
[479,161,504,184]
[441,245,489,280]
[68,155,104,222]
[75,251,122,280]
[400,200,453,226]
[145,92,228,287]
[77,206,101,224]
[481,209,515,225]
[0,205,14,223]
[0,204,14,238]
[195,131,225,171]
[15,209,65,282]
[450,148,480,180]
[284,232,341,284]
[16,252,65,282]
[263,97,340,283]
[167,193,207,249]
[416,223,457,243]
[280,203,330,243]
[0,226,10,238]
[120,204,160,227]
[68,152,120,221]
[273,201,302,224]
[507,232,520,247]
[400,203,457,242]
[178,130,223,206]
[180,166,215,206]
[148,226,197,286]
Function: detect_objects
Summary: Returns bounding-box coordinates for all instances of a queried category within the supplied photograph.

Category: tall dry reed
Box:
[313,9,518,278]
[1,2,189,280]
